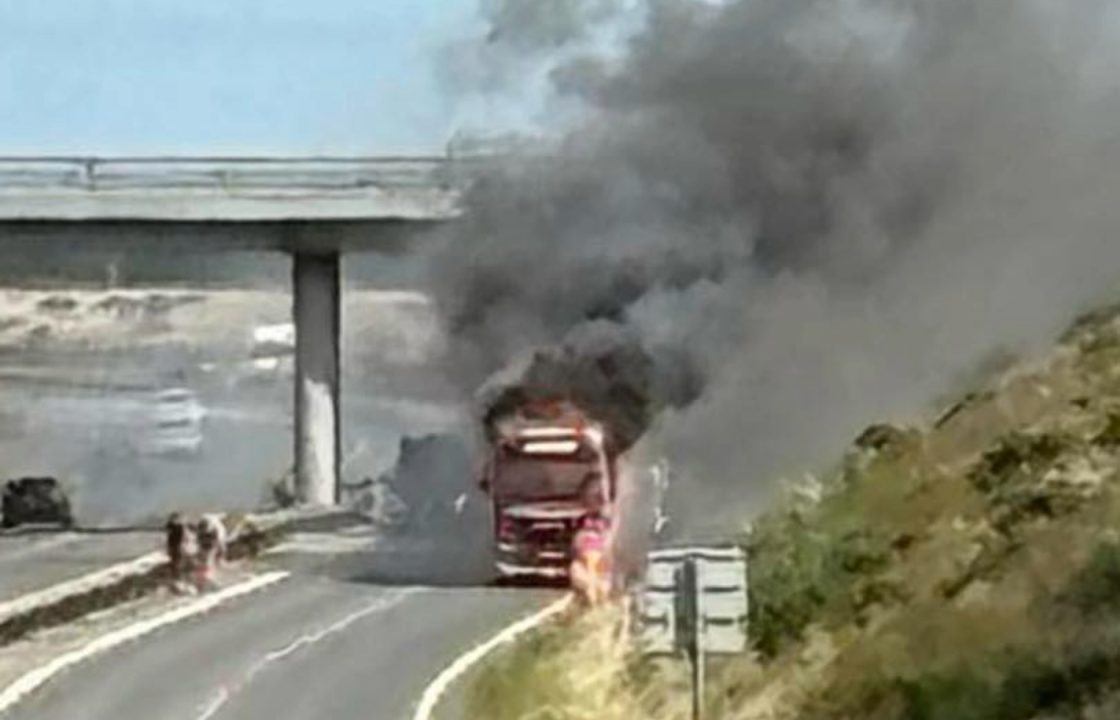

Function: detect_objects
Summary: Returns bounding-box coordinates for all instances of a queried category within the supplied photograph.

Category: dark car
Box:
[1,477,73,529]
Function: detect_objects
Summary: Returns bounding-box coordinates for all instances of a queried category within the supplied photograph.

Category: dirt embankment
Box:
[468,301,1120,720]
[0,288,442,367]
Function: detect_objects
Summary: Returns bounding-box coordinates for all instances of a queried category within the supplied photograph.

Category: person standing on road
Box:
[165,512,193,592]
[194,514,227,591]
[166,513,184,573]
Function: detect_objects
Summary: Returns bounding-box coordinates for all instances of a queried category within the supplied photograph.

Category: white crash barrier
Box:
[637,545,749,655]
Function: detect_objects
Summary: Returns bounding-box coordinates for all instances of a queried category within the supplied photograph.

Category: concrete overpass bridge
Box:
[0,156,469,506]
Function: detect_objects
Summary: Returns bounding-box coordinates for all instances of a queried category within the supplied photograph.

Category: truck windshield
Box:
[492,444,604,503]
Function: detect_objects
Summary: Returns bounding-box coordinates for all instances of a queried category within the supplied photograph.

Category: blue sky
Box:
[0,0,486,155]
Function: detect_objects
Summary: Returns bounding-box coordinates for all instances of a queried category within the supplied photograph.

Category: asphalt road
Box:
[0,347,532,719]
[0,529,159,602]
[4,526,554,720]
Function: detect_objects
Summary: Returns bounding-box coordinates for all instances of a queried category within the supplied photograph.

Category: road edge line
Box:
[0,551,166,627]
[412,593,574,720]
[0,569,291,715]
[0,506,324,628]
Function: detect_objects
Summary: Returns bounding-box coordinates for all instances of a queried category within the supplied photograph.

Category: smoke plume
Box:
[474,320,701,451]
[439,0,624,97]
[428,0,1120,530]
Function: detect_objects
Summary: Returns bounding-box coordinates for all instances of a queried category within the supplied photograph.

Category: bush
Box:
[747,505,891,658]
[969,432,1068,497]
[897,670,1000,720]
[894,657,1085,720]
[1062,542,1120,618]
[891,544,1120,720]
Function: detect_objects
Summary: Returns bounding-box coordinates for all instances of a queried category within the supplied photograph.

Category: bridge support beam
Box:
[292,251,341,506]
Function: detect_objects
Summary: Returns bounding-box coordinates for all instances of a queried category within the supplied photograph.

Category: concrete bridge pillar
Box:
[292,251,341,505]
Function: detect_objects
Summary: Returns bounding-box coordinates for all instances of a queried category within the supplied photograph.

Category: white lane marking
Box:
[194,586,421,720]
[0,551,166,626]
[263,532,376,556]
[0,570,290,715]
[0,534,78,564]
[412,594,574,720]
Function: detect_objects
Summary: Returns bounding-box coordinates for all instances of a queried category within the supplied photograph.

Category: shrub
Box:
[747,506,891,658]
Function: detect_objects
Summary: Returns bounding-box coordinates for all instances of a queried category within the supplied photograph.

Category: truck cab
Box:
[482,407,616,580]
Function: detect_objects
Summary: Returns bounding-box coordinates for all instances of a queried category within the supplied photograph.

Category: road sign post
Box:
[675,557,704,720]
[639,546,749,720]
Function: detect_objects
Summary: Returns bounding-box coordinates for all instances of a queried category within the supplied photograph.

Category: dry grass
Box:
[466,605,651,720]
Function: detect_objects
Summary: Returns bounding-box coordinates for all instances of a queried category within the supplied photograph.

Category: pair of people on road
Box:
[165,512,227,593]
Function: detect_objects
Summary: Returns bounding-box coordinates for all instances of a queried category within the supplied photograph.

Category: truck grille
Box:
[501,517,579,566]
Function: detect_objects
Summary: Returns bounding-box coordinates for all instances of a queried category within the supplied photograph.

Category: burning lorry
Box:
[479,401,621,581]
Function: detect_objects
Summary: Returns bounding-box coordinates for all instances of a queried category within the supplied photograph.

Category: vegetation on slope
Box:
[468,302,1120,720]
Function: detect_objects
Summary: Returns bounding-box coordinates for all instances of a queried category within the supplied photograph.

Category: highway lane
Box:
[0,530,159,603]
[9,575,550,720]
[5,533,554,720]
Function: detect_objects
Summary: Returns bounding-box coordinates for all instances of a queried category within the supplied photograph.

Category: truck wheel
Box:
[490,566,513,587]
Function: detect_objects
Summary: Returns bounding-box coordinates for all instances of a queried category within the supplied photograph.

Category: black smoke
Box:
[475,321,701,451]
[428,0,1120,526]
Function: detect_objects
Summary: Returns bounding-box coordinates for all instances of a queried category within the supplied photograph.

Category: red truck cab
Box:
[480,404,617,580]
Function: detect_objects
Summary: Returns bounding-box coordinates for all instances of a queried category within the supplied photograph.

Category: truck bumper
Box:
[495,542,571,579]
[495,561,569,579]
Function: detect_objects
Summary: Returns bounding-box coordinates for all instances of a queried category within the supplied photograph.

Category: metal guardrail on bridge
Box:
[0,156,468,193]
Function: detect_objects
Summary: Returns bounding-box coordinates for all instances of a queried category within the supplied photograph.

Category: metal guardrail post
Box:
[83,159,97,191]
[676,557,704,720]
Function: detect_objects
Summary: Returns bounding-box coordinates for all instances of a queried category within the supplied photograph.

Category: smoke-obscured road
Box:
[0,286,548,718]
[0,364,461,525]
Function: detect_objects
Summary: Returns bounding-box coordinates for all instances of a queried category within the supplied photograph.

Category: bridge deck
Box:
[0,156,477,505]
[0,157,463,222]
